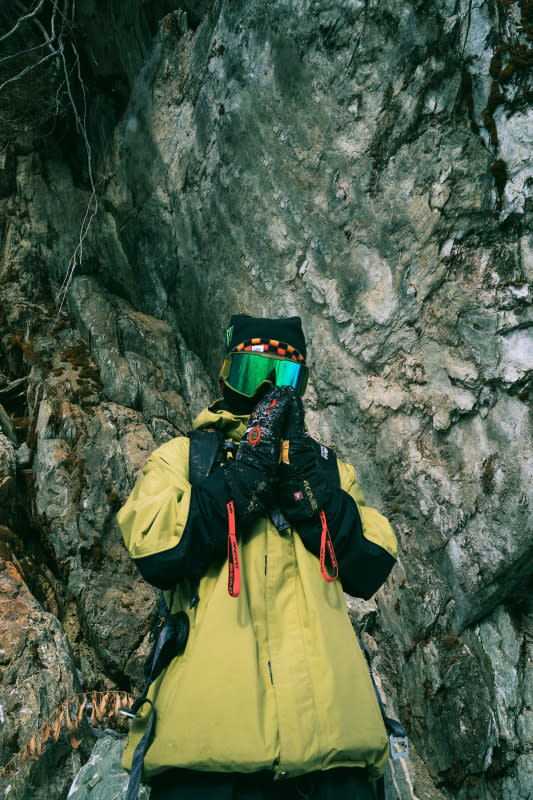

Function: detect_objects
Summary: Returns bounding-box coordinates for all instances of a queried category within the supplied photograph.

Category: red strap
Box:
[319,510,338,582]
[227,501,240,597]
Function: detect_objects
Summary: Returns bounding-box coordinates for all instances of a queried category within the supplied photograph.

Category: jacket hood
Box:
[193,399,249,442]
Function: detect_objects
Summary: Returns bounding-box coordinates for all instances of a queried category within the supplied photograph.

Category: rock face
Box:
[0,0,532,798]
[66,734,150,800]
[0,557,83,800]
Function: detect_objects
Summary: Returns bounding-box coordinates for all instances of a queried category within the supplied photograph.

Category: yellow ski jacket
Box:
[118,404,398,781]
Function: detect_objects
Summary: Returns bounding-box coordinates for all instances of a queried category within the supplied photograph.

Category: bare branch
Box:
[0,40,48,65]
[0,47,60,93]
[0,1,57,65]
[0,0,100,326]
[29,13,56,54]
[54,31,98,321]
[55,0,70,29]
[50,0,58,41]
[0,0,47,43]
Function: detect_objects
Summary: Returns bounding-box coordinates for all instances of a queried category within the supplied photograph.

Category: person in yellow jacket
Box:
[117,315,398,800]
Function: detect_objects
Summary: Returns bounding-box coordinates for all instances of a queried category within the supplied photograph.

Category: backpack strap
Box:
[125,698,155,800]
[188,429,224,485]
[269,507,290,534]
[187,429,225,607]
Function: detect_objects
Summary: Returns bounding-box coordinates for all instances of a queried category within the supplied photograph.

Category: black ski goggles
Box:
[219,351,309,398]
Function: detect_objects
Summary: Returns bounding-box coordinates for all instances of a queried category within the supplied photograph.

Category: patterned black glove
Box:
[277,389,340,521]
[225,386,291,525]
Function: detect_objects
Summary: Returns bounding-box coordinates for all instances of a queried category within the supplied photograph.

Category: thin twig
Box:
[29,12,56,54]
[50,0,58,41]
[0,0,47,42]
[0,0,100,327]
[0,41,49,65]
[0,48,60,93]
[0,1,57,66]
[54,32,98,321]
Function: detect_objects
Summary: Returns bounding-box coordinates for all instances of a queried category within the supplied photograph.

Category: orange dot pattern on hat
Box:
[234,339,305,363]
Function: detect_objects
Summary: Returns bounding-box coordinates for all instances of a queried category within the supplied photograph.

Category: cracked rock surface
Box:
[0,0,531,798]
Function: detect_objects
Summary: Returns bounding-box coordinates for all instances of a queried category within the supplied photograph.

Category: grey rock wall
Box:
[66,734,150,800]
[0,555,83,800]
[96,3,533,792]
[0,0,531,798]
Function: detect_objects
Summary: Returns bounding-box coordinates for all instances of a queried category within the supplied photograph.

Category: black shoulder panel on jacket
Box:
[133,469,230,589]
[188,430,223,486]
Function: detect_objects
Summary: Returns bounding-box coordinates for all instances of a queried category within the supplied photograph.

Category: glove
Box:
[225,386,291,525]
[277,388,340,522]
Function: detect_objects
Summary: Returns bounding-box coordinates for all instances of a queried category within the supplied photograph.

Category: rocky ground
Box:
[0,1,532,798]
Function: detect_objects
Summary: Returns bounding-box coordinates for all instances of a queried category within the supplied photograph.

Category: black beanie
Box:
[225,314,307,361]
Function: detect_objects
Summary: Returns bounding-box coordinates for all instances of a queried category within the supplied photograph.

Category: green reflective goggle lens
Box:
[222,352,308,397]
